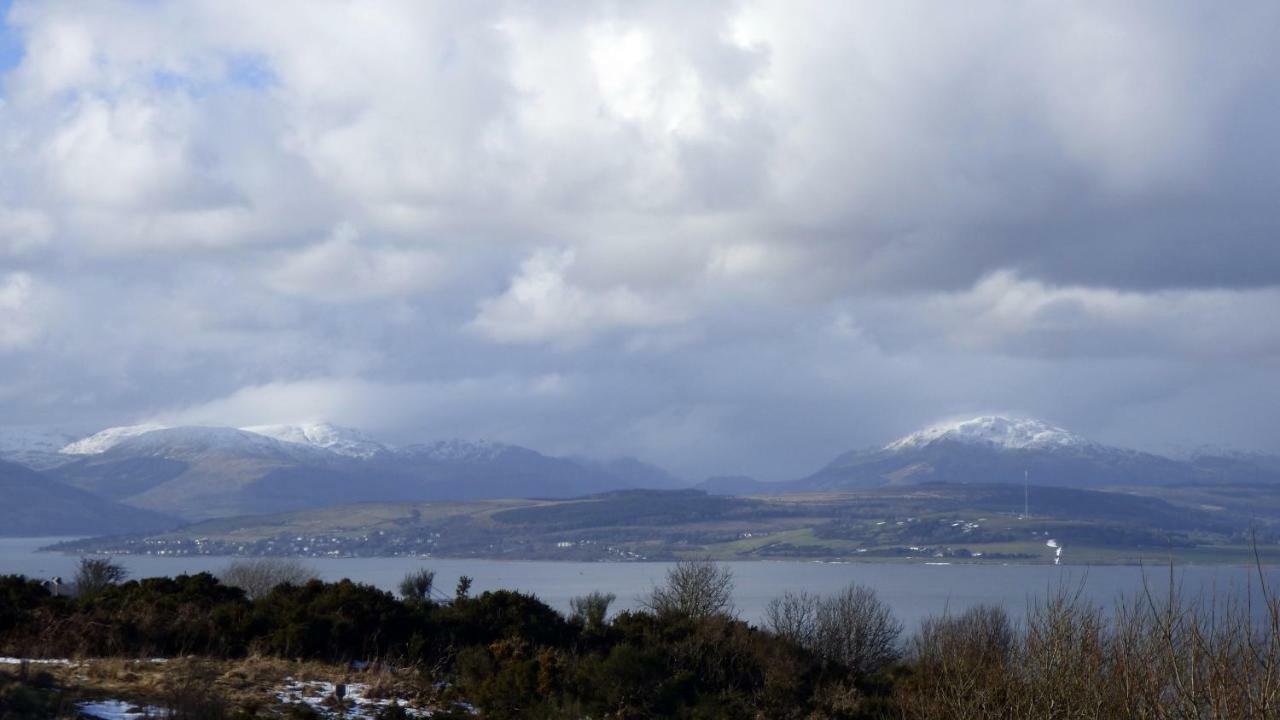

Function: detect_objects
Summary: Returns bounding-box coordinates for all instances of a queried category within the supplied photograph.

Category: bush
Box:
[74,557,127,597]
[569,591,616,630]
[219,558,318,601]
[767,582,902,676]
[642,559,735,620]
[397,568,436,604]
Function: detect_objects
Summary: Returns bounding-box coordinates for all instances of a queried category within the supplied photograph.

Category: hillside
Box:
[0,459,178,536]
[45,423,686,520]
[52,483,1280,564]
[787,416,1277,492]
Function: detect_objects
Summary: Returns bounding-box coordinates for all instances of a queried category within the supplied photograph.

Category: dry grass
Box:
[13,655,441,717]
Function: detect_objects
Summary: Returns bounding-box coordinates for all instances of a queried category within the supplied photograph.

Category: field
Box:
[53,482,1280,565]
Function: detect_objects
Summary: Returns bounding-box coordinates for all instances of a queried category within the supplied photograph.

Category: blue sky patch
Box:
[0,0,22,76]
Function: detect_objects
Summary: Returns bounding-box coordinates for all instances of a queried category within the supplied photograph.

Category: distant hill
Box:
[0,459,178,536]
[44,423,688,521]
[53,483,1276,565]
[695,475,778,495]
[782,416,1278,493]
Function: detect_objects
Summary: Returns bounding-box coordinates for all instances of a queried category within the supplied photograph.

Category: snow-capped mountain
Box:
[41,421,687,520]
[790,414,1200,491]
[61,423,169,455]
[101,426,339,463]
[241,422,388,459]
[885,416,1095,452]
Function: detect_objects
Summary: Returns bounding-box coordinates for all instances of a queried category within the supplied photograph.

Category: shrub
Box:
[74,557,127,597]
[641,559,735,620]
[219,558,318,601]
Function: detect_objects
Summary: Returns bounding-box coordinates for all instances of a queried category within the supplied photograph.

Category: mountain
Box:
[572,457,687,490]
[240,422,388,459]
[0,427,81,470]
[1187,450,1280,484]
[790,416,1206,492]
[695,475,778,495]
[60,423,169,455]
[45,424,687,521]
[0,458,178,536]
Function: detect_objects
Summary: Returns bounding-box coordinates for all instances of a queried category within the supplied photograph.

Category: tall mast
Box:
[1024,469,1029,519]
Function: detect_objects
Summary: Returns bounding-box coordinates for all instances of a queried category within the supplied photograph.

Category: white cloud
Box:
[471,248,688,345]
[0,273,52,352]
[0,208,53,256]
[265,224,442,302]
[867,271,1280,361]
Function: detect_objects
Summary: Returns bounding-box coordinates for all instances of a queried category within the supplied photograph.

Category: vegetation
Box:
[219,557,318,601]
[49,484,1280,565]
[72,557,128,598]
[641,558,736,619]
[1,560,1278,718]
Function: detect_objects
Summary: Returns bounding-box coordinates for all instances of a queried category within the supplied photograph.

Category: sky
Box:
[1,1,1278,481]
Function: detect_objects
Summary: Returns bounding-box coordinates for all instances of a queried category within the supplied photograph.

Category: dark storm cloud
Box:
[1,0,1278,479]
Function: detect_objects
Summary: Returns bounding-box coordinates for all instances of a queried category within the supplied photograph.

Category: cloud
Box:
[0,1,1279,476]
[0,207,52,255]
[265,224,442,302]
[471,248,688,345]
[858,271,1280,361]
[0,272,52,352]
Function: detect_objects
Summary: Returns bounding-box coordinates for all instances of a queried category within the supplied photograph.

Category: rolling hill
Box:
[0,459,178,536]
[44,423,687,520]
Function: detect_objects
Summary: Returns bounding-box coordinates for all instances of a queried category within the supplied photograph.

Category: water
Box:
[3,537,1274,629]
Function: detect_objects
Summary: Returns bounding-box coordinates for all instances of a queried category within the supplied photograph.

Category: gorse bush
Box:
[1,560,1278,719]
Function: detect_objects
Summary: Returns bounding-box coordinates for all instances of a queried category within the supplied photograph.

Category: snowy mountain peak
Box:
[60,423,170,455]
[885,416,1094,452]
[240,422,387,459]
[103,426,334,462]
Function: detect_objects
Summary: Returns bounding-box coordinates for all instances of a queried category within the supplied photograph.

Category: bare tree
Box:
[768,583,902,677]
[642,559,735,619]
[398,568,437,604]
[815,583,903,675]
[74,557,127,597]
[219,557,317,601]
[765,589,822,648]
[570,591,617,629]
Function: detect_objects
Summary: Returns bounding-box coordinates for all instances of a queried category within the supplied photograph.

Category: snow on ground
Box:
[885,415,1094,452]
[276,677,430,719]
[60,424,168,454]
[0,657,74,665]
[76,700,168,719]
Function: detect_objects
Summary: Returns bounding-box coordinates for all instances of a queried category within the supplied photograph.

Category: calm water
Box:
[3,537,1274,629]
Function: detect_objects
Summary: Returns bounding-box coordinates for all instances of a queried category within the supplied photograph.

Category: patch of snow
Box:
[76,700,168,719]
[275,678,429,719]
[96,426,336,462]
[61,424,169,455]
[242,422,388,459]
[886,415,1095,452]
[0,657,74,665]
